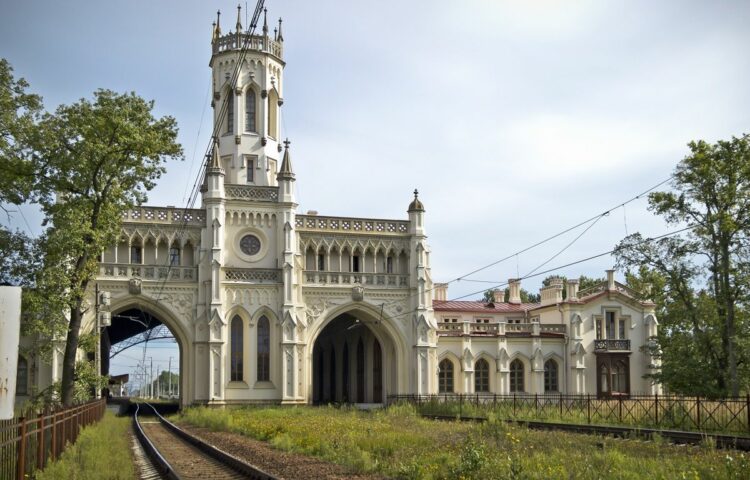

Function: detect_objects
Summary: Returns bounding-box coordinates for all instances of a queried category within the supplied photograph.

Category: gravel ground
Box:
[176,422,385,480]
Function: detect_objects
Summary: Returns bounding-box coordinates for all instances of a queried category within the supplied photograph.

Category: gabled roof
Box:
[433,300,538,314]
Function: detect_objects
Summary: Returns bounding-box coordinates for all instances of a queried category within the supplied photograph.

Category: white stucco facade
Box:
[15,10,660,407]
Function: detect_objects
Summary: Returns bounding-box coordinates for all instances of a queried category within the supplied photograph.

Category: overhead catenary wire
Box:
[382,225,694,323]
[151,0,267,304]
[380,175,672,307]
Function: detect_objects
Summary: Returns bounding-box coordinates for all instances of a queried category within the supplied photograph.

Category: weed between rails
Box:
[177,404,748,479]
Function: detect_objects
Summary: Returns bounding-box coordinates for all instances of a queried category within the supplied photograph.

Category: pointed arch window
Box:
[544,359,559,392]
[438,359,454,393]
[510,359,524,393]
[245,89,256,132]
[257,316,270,382]
[16,356,28,395]
[267,89,279,139]
[169,243,181,266]
[226,90,234,134]
[230,316,243,381]
[474,358,490,392]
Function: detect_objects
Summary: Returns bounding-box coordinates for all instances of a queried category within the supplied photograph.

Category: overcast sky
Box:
[2,1,749,382]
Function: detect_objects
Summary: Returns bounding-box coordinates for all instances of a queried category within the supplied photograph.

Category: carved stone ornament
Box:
[278,98,284,106]
[235,135,241,145]
[261,137,267,146]
[261,89,268,99]
[213,91,220,100]
[235,87,242,95]
[128,277,142,295]
[352,284,364,302]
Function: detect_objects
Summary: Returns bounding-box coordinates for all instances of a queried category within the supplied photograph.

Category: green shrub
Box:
[36,412,134,480]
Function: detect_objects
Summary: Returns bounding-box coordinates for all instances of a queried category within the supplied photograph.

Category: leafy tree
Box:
[615,134,750,396]
[0,79,182,405]
[0,58,42,208]
[482,289,496,303]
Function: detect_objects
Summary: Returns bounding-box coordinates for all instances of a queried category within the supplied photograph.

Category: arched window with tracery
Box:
[474,358,490,392]
[544,359,559,392]
[612,361,627,393]
[245,89,256,132]
[257,316,270,381]
[438,359,454,393]
[230,316,243,381]
[510,359,524,393]
[16,356,28,395]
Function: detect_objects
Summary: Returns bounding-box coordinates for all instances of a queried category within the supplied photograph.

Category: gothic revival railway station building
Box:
[16,9,661,407]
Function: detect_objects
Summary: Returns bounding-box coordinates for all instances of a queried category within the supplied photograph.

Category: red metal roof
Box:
[433,300,539,313]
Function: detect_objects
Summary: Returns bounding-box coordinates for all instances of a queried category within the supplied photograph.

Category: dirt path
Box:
[176,422,385,480]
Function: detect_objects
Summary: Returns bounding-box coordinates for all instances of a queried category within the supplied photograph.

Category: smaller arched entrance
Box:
[310,308,401,404]
[103,298,193,407]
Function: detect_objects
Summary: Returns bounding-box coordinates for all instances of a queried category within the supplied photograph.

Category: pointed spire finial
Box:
[408,188,425,212]
[277,18,284,42]
[214,10,222,38]
[236,4,242,32]
[262,8,268,35]
[274,27,278,41]
[210,136,221,169]
[278,138,294,179]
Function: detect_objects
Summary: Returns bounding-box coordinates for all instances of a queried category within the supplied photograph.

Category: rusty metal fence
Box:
[0,398,106,480]
[388,393,750,435]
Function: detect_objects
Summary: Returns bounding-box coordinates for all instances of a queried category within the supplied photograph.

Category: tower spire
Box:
[278,138,294,179]
[236,4,242,32]
[210,136,221,169]
[214,10,222,39]
[262,8,268,35]
[277,18,284,42]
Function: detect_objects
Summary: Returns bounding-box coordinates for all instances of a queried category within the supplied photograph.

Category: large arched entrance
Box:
[101,299,192,407]
[311,310,400,404]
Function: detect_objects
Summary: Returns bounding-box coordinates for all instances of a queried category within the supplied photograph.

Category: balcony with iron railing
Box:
[594,339,631,352]
[304,271,408,288]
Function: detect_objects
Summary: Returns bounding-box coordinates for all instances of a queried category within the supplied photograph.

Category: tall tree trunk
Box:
[720,240,739,396]
[60,303,83,406]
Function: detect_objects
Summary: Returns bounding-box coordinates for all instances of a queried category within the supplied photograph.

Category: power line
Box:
[384,225,693,322]
[381,175,672,308]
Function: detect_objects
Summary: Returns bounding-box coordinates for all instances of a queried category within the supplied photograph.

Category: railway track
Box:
[421,414,750,451]
[133,403,277,480]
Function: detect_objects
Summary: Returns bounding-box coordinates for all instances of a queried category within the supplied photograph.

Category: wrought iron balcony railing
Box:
[594,339,631,351]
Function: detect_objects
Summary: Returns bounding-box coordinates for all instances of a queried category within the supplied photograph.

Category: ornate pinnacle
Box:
[262,8,268,35]
[277,18,284,42]
[236,4,242,32]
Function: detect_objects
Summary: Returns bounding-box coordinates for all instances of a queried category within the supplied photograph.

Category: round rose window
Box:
[239,234,261,256]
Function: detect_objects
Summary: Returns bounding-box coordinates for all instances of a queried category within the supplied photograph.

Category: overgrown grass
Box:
[36,412,135,480]
[413,396,750,434]
[177,404,749,479]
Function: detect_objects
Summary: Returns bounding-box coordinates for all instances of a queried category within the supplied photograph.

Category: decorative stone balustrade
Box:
[213,33,283,58]
[296,215,409,235]
[98,263,197,282]
[438,322,566,337]
[224,268,281,283]
[225,185,279,202]
[121,207,205,226]
[304,271,408,288]
[594,339,631,351]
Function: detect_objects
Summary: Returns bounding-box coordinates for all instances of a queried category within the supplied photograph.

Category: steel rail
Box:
[134,402,277,480]
[133,403,180,480]
[421,414,750,451]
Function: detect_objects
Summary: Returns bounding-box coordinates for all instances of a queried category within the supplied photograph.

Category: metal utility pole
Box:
[150,357,154,399]
[168,357,173,398]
